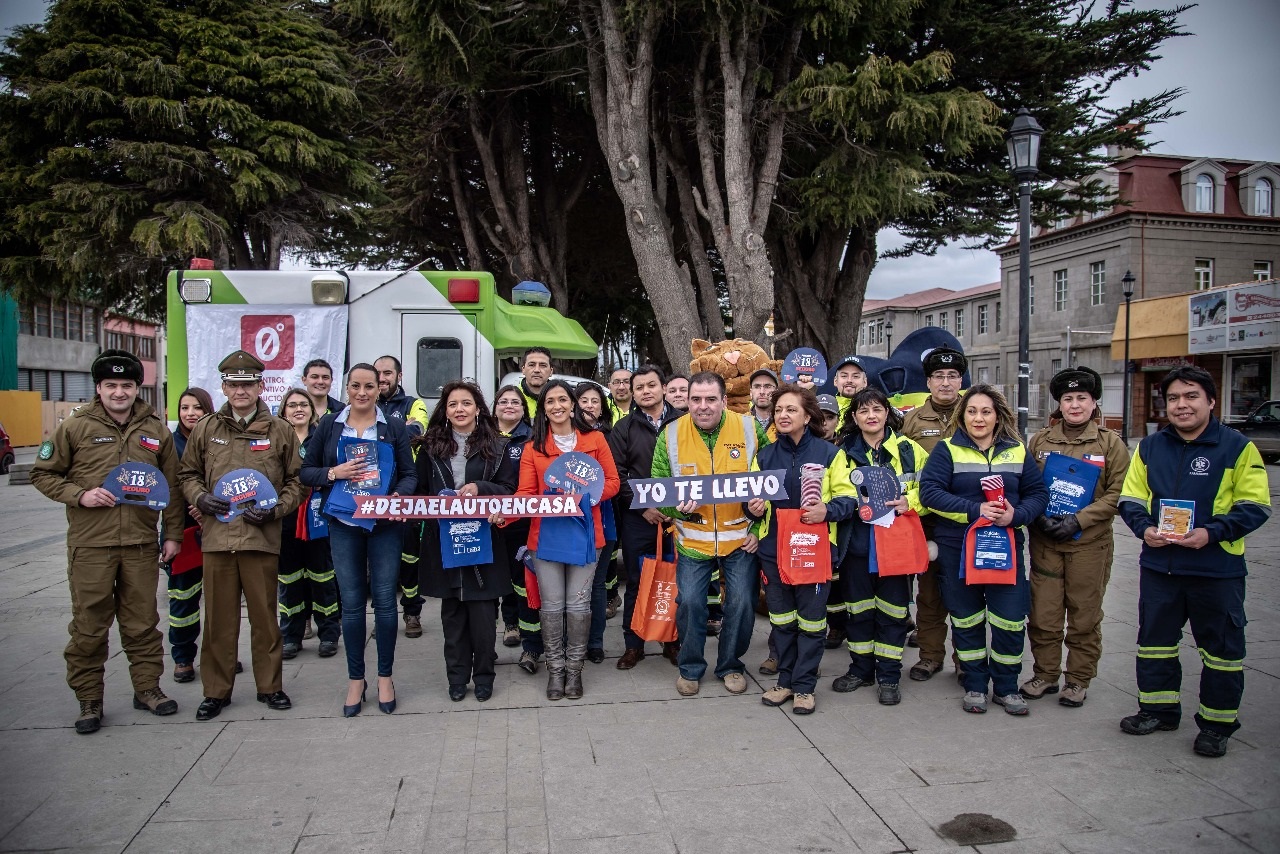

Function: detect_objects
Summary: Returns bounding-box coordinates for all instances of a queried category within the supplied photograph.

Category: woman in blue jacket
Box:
[919,385,1049,716]
[300,364,417,716]
[747,384,856,715]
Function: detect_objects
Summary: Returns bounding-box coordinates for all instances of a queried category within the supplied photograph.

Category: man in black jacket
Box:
[607,365,685,669]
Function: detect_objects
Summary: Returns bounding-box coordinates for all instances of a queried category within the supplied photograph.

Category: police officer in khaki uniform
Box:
[1023,367,1129,707]
[32,349,185,734]
[177,350,305,720]
[900,347,965,682]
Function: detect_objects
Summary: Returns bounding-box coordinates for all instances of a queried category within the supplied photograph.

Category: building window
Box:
[1256,261,1273,281]
[52,302,66,339]
[955,308,965,337]
[978,304,989,334]
[1090,261,1105,306]
[1195,258,1214,291]
[1257,178,1273,217]
[1054,269,1068,311]
[138,336,156,360]
[939,311,949,332]
[1195,173,1214,212]
[84,307,97,342]
[34,301,50,337]
[18,303,33,334]
[996,301,1002,332]
[924,314,933,327]
[876,321,884,345]
[859,325,866,346]
[978,366,990,384]
[69,306,82,341]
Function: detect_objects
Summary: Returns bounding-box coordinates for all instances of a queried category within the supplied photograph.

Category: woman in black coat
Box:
[415,381,519,702]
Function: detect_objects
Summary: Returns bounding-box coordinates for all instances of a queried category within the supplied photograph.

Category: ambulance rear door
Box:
[400,311,480,415]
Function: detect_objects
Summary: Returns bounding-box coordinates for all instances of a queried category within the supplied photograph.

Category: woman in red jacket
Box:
[511,379,619,700]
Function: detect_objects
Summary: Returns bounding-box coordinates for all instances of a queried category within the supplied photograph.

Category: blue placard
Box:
[212,468,279,522]
[972,525,1014,570]
[306,491,329,539]
[1041,452,1101,540]
[543,451,605,506]
[103,462,170,510]
[781,348,828,385]
[440,517,494,568]
[848,465,901,526]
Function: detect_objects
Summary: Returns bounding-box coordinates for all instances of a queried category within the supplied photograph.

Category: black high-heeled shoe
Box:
[343,680,367,717]
[378,678,396,714]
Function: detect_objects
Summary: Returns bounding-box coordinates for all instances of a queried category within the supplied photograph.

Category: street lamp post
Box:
[1006,107,1044,438]
[884,317,894,357]
[1122,269,1136,442]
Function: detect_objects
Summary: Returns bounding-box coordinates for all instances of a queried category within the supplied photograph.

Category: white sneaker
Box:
[962,691,987,713]
[993,692,1029,716]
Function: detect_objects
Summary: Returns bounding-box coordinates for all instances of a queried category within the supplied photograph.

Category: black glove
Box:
[195,492,231,518]
[1042,514,1082,542]
[242,505,275,526]
[1031,515,1054,535]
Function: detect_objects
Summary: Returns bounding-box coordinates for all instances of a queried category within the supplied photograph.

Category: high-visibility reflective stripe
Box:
[518,618,540,633]
[770,610,799,627]
[1138,646,1180,659]
[402,553,419,563]
[956,647,986,661]
[1199,649,1244,672]
[605,577,618,590]
[278,569,304,585]
[278,601,306,617]
[990,649,1023,665]
[313,601,339,617]
[169,581,203,600]
[513,583,528,597]
[401,585,419,597]
[798,616,827,633]
[846,640,874,655]
[306,569,335,583]
[827,602,847,613]
[874,642,904,660]
[707,594,723,605]
[874,597,908,620]
[1139,690,1180,705]
[988,613,1026,632]
[847,598,874,615]
[1197,704,1238,723]
[169,612,200,628]
[951,610,986,629]
[952,462,994,474]
[677,526,748,543]
[711,569,722,581]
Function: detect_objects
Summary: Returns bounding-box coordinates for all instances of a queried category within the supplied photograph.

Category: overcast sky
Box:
[5,0,1278,299]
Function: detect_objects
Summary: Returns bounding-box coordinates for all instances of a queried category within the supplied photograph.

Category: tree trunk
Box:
[772,225,875,359]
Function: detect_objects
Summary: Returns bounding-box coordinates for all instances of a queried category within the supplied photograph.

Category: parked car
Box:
[1231,401,1280,464]
[0,422,14,475]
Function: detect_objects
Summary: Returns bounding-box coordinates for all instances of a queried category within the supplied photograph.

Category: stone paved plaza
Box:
[1,457,1278,853]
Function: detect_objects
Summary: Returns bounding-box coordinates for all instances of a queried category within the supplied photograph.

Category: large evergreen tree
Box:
[0,0,378,316]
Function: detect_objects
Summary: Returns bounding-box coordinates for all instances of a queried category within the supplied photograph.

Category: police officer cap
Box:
[91,349,144,384]
[922,347,967,377]
[1050,366,1102,401]
[831,354,866,374]
[816,394,840,415]
[219,349,266,382]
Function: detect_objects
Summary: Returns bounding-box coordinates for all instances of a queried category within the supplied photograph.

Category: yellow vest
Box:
[667,412,758,557]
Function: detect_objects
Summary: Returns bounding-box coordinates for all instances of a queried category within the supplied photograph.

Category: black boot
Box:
[541,609,566,700]
[565,612,591,699]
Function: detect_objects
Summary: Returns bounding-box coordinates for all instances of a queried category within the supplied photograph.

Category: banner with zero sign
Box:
[353,494,585,520]
[627,470,789,509]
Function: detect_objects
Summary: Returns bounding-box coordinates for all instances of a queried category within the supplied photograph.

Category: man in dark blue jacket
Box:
[1118,366,1271,757]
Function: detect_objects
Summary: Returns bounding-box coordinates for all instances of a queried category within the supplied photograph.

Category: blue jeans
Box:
[675,548,759,681]
[329,522,402,680]
[589,543,614,650]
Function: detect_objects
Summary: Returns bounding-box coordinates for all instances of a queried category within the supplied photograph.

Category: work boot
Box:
[832,673,872,693]
[541,609,566,700]
[758,657,778,675]
[564,613,591,699]
[173,663,195,683]
[403,614,423,638]
[606,594,621,620]
[761,685,794,706]
[706,618,722,637]
[662,641,680,666]
[281,642,301,660]
[1019,676,1059,699]
[302,619,315,640]
[1193,729,1230,758]
[909,658,942,681]
[133,687,178,716]
[1121,711,1178,735]
[518,650,540,674]
[906,629,920,648]
[792,693,816,715]
[502,624,521,647]
[878,682,902,706]
[75,699,103,734]
[616,648,644,670]
[1058,682,1087,707]
[824,625,843,649]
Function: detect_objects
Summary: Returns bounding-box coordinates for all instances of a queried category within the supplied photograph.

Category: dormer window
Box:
[1195,174,1214,212]
[1237,163,1279,217]
[1258,179,1273,217]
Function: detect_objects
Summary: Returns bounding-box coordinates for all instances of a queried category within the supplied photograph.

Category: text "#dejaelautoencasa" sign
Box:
[627,470,789,509]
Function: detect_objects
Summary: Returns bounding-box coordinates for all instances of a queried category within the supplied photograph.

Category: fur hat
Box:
[1049,366,1102,401]
[91,349,144,384]
[921,347,967,377]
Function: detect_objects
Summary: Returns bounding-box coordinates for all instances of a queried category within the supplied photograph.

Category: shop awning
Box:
[1111,293,1188,360]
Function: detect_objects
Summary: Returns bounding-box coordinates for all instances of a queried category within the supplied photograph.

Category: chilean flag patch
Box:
[250,438,271,451]
[139,436,160,452]
[1083,454,1105,468]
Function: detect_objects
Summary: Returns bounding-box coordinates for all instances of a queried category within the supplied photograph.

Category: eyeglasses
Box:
[284,402,312,410]
[932,372,962,381]
[610,379,630,386]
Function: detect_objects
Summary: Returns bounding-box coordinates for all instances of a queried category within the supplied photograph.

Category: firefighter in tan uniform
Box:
[177,350,305,720]
[32,349,185,734]
[899,347,965,682]
[1022,367,1129,707]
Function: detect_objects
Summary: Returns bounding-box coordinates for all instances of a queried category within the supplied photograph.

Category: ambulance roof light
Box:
[448,277,480,303]
[312,272,347,305]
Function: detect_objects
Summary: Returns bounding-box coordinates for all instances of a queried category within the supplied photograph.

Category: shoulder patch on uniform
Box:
[38,440,53,460]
